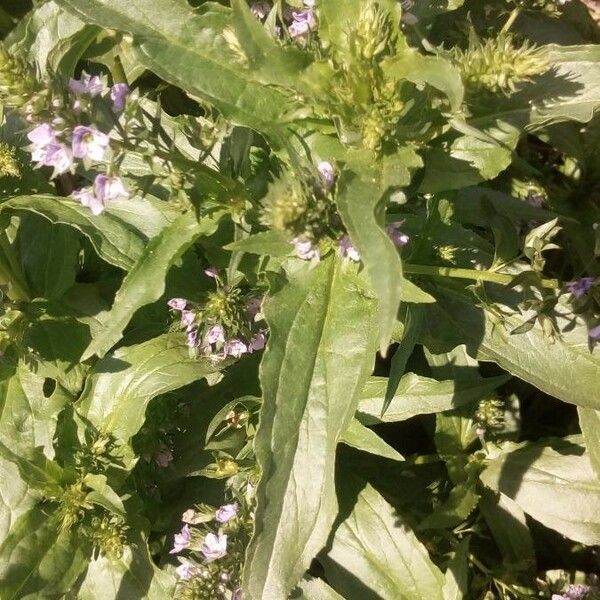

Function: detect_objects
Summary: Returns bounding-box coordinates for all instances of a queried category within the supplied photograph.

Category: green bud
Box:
[475,397,505,432]
[348,1,393,61]
[0,144,20,179]
[454,34,547,94]
[0,45,43,112]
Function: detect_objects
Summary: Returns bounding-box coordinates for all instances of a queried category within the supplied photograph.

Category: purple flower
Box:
[40,143,73,176]
[566,277,595,299]
[154,448,173,467]
[317,161,335,189]
[187,329,198,348]
[94,174,129,204]
[168,298,187,311]
[249,331,266,352]
[204,266,219,279]
[224,339,248,358]
[589,325,600,341]
[387,222,409,247]
[200,533,228,561]
[339,235,360,262]
[72,125,109,161]
[289,9,317,38]
[71,187,105,216]
[170,524,192,554]
[215,502,238,523]
[110,83,130,112]
[176,562,194,580]
[292,238,320,261]
[181,310,196,330]
[27,123,56,148]
[69,72,104,97]
[206,324,225,345]
[552,585,593,600]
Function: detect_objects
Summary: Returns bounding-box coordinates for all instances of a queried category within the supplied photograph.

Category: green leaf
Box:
[56,0,289,130]
[336,170,433,354]
[384,52,464,112]
[479,488,535,573]
[442,539,469,600]
[297,577,345,600]
[5,0,99,76]
[480,437,600,545]
[224,230,292,257]
[417,482,479,530]
[81,212,216,360]
[75,533,175,600]
[0,508,86,600]
[356,373,509,425]
[341,419,404,462]
[1,195,175,271]
[78,333,227,444]
[578,408,600,479]
[18,214,80,300]
[242,256,378,599]
[322,481,445,600]
[83,473,125,516]
[422,285,600,409]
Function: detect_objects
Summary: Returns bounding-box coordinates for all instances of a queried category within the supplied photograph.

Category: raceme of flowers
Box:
[25,72,130,214]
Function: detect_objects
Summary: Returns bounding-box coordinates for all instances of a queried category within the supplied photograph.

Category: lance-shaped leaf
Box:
[1,195,174,271]
[0,508,87,599]
[321,481,445,600]
[357,373,509,425]
[341,419,404,462]
[55,0,288,130]
[79,333,227,443]
[242,257,378,599]
[297,576,345,600]
[336,170,433,354]
[480,437,600,545]
[422,284,600,409]
[578,408,600,479]
[81,211,217,360]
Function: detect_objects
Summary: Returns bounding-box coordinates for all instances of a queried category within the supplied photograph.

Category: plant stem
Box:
[403,263,559,290]
[0,232,31,302]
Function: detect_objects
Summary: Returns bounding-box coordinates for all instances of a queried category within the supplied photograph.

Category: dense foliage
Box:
[0,0,599,598]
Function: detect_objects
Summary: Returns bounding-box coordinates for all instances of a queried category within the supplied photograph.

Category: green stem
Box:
[0,232,31,302]
[403,263,559,290]
[500,7,521,33]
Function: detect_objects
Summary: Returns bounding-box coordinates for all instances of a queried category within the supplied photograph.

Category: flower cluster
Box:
[168,268,266,359]
[172,501,248,599]
[552,583,597,600]
[23,72,131,214]
[289,1,318,40]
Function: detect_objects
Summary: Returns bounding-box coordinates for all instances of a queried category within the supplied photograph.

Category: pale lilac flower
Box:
[206,324,225,345]
[72,126,109,161]
[155,448,173,467]
[387,222,409,247]
[187,330,198,348]
[589,325,600,342]
[204,266,219,278]
[71,187,105,215]
[339,235,360,262]
[566,277,595,299]
[181,310,196,330]
[170,524,192,554]
[293,238,320,261]
[176,562,194,580]
[289,9,317,38]
[94,174,129,204]
[168,298,187,311]
[27,123,56,148]
[526,191,545,208]
[41,143,73,175]
[215,502,238,523]
[110,83,130,112]
[317,160,335,189]
[200,533,228,561]
[552,585,593,600]
[249,331,266,352]
[224,339,248,358]
[73,99,83,112]
[246,297,262,320]
[69,72,104,96]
